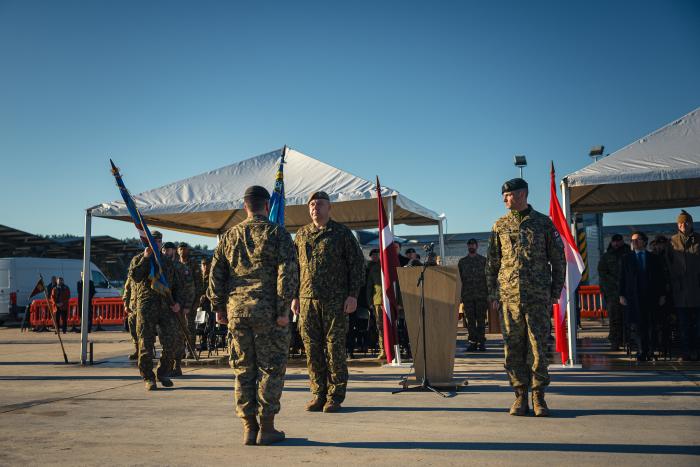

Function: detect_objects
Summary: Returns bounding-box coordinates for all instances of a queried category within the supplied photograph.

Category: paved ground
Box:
[1,322,699,466]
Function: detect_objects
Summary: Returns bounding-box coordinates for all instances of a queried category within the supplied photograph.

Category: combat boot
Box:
[144,379,157,391]
[257,415,285,445]
[305,397,326,412]
[241,415,259,446]
[156,374,174,388]
[509,386,529,416]
[171,360,183,377]
[532,389,550,417]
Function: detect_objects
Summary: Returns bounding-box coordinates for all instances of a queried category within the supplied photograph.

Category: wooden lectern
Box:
[396,266,460,388]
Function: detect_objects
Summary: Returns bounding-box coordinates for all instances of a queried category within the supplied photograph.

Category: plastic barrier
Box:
[29,297,125,329]
[578,285,607,319]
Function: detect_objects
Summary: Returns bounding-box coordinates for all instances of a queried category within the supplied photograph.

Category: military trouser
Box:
[127,312,138,346]
[228,316,290,418]
[462,298,487,345]
[605,296,623,346]
[299,297,349,403]
[372,305,384,354]
[501,302,550,389]
[137,305,183,382]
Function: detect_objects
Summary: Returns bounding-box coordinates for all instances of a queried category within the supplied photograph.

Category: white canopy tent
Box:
[557,106,700,368]
[78,147,444,364]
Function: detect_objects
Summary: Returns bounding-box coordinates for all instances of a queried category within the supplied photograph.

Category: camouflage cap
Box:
[243,185,271,201]
[162,241,176,249]
[308,190,330,204]
[501,178,528,194]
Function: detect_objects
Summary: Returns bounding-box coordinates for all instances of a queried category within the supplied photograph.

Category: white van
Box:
[0,257,121,322]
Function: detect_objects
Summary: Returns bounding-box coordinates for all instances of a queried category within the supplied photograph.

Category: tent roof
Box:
[564,107,700,213]
[92,148,441,235]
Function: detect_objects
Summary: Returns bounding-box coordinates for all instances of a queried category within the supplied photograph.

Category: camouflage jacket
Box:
[122,277,136,311]
[597,246,628,298]
[294,219,365,301]
[174,260,196,311]
[209,214,298,319]
[486,206,566,305]
[458,254,488,302]
[180,256,204,306]
[366,260,383,306]
[127,252,184,309]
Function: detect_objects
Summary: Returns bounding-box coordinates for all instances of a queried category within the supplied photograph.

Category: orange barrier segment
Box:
[29,298,126,329]
[578,285,607,319]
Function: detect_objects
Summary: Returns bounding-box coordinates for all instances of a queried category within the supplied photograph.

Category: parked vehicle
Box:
[0,257,121,323]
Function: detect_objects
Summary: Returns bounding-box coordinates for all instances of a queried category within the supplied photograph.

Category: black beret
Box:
[243,185,271,201]
[307,190,330,204]
[162,241,176,249]
[501,178,528,194]
[151,230,163,239]
[177,242,190,249]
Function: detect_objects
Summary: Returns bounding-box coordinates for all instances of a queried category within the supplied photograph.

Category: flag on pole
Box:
[30,277,45,297]
[269,145,286,226]
[549,162,585,364]
[376,177,400,363]
[109,159,171,296]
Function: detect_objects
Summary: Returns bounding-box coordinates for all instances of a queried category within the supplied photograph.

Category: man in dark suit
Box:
[619,231,667,361]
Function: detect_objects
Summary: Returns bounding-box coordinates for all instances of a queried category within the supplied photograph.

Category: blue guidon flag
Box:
[268,145,287,226]
[109,159,171,296]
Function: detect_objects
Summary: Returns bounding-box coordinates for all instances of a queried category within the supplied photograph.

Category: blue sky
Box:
[1,0,699,248]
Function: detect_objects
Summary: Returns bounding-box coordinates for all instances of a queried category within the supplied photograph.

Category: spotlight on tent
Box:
[513,155,527,178]
[589,145,605,162]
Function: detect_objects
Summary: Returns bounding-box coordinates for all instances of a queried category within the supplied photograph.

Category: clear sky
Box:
[1,0,699,248]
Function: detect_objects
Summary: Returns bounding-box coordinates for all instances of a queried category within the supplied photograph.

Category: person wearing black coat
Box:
[619,231,667,361]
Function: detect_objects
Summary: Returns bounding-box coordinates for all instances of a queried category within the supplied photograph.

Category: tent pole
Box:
[560,179,578,367]
[437,217,446,262]
[80,208,93,366]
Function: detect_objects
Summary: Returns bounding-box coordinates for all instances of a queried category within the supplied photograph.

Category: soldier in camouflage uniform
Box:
[486,178,565,417]
[209,186,298,446]
[597,233,629,350]
[161,242,195,376]
[127,231,186,391]
[291,191,365,413]
[458,238,488,351]
[365,249,385,359]
[178,242,203,354]
[122,277,139,360]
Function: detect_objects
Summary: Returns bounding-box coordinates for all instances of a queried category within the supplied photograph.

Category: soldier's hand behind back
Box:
[344,296,358,314]
[276,314,289,327]
[291,298,300,315]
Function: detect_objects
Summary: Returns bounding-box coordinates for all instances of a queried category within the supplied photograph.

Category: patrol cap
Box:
[151,230,163,239]
[243,185,271,202]
[177,242,190,249]
[501,178,528,194]
[611,233,623,241]
[307,191,330,204]
[162,241,176,249]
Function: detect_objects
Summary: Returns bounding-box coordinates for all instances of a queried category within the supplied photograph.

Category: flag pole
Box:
[560,178,579,367]
[40,274,69,363]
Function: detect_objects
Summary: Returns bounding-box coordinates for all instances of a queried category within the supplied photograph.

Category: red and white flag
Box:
[549,162,585,364]
[376,177,400,363]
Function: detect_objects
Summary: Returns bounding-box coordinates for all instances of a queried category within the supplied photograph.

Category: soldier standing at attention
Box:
[162,242,194,376]
[178,242,203,356]
[486,178,565,417]
[598,234,629,350]
[365,248,386,359]
[122,277,139,360]
[458,238,488,352]
[209,186,298,446]
[291,191,365,413]
[128,231,185,391]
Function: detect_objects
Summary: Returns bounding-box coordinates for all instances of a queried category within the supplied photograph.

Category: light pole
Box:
[513,155,527,178]
[589,145,604,162]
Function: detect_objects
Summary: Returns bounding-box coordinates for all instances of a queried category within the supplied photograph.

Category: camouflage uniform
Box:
[122,277,138,348]
[128,252,185,382]
[174,260,196,356]
[295,219,365,404]
[365,260,384,354]
[180,256,203,348]
[598,245,628,346]
[486,206,565,389]
[209,214,298,418]
[458,254,488,345]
